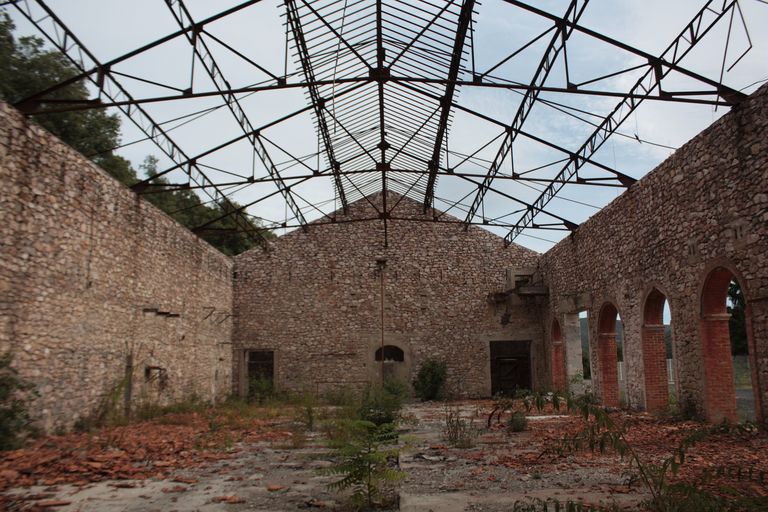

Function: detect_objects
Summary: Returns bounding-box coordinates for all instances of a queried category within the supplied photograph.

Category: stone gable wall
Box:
[0,103,234,432]
[234,193,543,397]
[538,84,768,422]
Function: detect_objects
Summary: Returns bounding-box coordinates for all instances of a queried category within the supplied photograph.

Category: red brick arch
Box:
[642,288,670,412]
[551,318,566,391]
[597,302,620,407]
[699,266,744,422]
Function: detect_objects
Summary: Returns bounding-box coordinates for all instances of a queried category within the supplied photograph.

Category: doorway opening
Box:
[247,350,274,401]
[490,340,532,396]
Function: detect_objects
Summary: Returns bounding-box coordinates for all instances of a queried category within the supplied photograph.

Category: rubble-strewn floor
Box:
[2,401,767,511]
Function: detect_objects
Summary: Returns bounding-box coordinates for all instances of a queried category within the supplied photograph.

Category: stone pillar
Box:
[563,313,584,391]
[598,333,620,407]
[642,324,669,412]
[700,314,737,423]
[551,343,566,391]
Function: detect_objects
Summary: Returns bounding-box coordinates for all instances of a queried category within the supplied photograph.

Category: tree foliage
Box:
[728,280,748,356]
[0,12,271,255]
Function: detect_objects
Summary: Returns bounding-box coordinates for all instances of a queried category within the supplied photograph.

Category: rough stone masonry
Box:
[0,82,766,432]
[0,103,233,432]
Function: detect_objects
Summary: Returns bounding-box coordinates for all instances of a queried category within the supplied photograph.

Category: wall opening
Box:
[375,345,405,362]
[578,310,591,382]
[642,289,673,412]
[489,340,532,396]
[375,345,407,382]
[551,319,566,391]
[700,267,756,422]
[247,350,274,401]
[597,303,621,407]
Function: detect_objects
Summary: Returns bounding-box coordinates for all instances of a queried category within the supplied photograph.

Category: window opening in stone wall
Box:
[642,289,673,412]
[578,311,591,381]
[700,268,757,423]
[375,345,405,362]
[247,350,274,402]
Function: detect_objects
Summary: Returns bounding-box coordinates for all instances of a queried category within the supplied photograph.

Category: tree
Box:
[1,12,272,254]
[140,156,273,256]
[0,11,137,186]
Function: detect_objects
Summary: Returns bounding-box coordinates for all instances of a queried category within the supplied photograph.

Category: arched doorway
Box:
[700,267,758,423]
[551,319,566,391]
[597,303,621,407]
[375,345,408,383]
[642,289,672,412]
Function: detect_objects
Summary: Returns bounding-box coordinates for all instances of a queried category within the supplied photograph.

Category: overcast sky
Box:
[7,0,768,252]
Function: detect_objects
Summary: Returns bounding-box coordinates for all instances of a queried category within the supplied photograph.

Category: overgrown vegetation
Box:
[541,390,768,512]
[358,380,407,426]
[0,353,36,450]
[413,359,447,401]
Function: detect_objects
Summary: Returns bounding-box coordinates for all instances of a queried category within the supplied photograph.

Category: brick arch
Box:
[551,318,566,391]
[642,288,670,412]
[699,265,755,423]
[597,302,620,407]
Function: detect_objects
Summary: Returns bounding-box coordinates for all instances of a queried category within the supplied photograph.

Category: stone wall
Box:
[538,84,768,424]
[0,103,234,432]
[233,192,543,398]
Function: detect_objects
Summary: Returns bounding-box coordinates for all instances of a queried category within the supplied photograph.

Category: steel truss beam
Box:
[422,0,475,212]
[285,0,349,210]
[24,78,735,115]
[503,0,744,244]
[163,0,307,229]
[11,0,268,246]
[463,0,589,225]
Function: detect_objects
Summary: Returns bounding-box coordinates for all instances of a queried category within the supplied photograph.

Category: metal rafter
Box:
[504,0,744,244]
[285,0,349,210]
[423,0,475,212]
[11,0,268,246]
[463,0,588,225]
[163,0,308,229]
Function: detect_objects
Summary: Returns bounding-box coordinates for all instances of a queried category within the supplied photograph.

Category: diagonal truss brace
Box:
[163,0,307,229]
[12,0,268,245]
[423,0,475,212]
[504,0,743,245]
[285,0,348,211]
[464,0,589,225]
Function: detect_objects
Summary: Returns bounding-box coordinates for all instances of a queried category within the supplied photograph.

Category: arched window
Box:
[375,345,405,362]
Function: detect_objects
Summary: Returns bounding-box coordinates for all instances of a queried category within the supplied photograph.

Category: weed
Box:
[443,406,478,448]
[507,411,528,433]
[358,384,403,426]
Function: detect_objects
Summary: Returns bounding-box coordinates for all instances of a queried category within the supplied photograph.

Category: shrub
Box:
[324,420,404,509]
[507,411,528,433]
[413,359,447,401]
[0,352,37,450]
[358,384,403,426]
[382,376,410,402]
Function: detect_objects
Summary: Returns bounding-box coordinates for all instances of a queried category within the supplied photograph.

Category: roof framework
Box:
[7,0,761,249]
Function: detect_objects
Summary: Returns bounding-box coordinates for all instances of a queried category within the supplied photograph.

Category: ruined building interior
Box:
[1,0,767,481]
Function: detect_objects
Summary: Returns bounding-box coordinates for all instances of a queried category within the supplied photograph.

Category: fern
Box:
[323,420,404,509]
